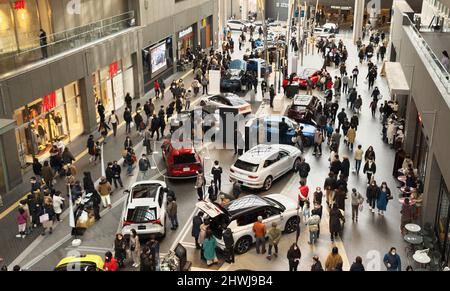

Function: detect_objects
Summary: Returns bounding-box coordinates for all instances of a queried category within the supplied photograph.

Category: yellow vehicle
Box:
[54,255,104,272]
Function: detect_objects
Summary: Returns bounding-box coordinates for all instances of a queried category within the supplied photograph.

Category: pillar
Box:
[242,0,249,20]
[0,123,22,192]
[79,76,98,134]
[422,155,442,226]
[132,51,144,99]
[352,0,365,44]
[219,0,228,43]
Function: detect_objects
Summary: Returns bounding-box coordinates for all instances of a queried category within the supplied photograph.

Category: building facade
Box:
[388,0,450,266]
[0,0,219,194]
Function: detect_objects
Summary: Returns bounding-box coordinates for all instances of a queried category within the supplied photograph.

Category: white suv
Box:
[197,194,300,254]
[229,144,302,191]
[120,181,168,239]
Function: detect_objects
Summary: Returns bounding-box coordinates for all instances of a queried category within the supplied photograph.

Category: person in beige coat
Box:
[97,177,112,208]
[129,229,141,268]
[346,127,357,150]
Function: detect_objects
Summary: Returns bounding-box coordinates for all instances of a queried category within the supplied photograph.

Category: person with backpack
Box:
[298,158,311,185]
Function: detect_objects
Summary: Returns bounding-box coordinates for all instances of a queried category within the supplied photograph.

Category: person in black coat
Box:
[159,116,166,139]
[341,156,350,180]
[134,112,144,132]
[222,226,235,264]
[350,256,365,271]
[124,136,133,150]
[112,161,123,189]
[105,162,115,188]
[329,204,344,242]
[123,108,133,134]
[192,212,204,249]
[150,115,161,140]
[32,158,42,178]
[334,186,347,212]
[211,161,223,191]
[125,93,133,111]
[287,243,302,271]
[330,156,342,177]
[363,159,377,184]
[366,181,380,213]
[311,256,324,271]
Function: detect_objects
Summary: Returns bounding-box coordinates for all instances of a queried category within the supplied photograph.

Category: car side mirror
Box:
[124,190,130,195]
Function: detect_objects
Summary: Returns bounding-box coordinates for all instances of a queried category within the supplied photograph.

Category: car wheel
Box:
[293,158,301,172]
[235,236,252,254]
[263,176,273,191]
[285,216,300,233]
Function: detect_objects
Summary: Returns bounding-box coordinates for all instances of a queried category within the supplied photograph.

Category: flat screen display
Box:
[151,42,167,75]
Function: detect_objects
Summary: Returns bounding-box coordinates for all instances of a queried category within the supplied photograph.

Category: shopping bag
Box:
[39,213,49,224]
[359,204,364,212]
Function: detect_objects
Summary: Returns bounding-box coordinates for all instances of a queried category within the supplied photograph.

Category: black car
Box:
[220,59,248,93]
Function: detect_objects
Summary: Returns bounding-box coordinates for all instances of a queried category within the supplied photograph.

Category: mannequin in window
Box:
[50,114,58,140]
[54,112,64,137]
[37,119,47,146]
[30,123,40,155]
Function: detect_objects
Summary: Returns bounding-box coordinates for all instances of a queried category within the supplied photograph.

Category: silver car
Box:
[200,94,252,115]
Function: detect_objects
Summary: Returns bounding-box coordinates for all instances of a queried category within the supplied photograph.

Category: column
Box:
[0,127,23,191]
[422,155,442,226]
[132,51,144,99]
[242,0,249,20]
[352,0,365,44]
[79,76,98,134]
[219,0,228,43]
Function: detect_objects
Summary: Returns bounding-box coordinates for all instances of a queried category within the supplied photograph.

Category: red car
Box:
[292,68,322,88]
[161,139,203,178]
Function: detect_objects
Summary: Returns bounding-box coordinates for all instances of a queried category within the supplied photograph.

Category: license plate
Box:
[183,167,190,172]
[138,225,146,230]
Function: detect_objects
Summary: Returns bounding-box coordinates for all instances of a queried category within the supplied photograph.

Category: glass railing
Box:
[404,15,450,94]
[0,11,135,76]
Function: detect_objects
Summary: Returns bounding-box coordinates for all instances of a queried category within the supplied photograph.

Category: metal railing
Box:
[404,16,450,94]
[0,11,135,76]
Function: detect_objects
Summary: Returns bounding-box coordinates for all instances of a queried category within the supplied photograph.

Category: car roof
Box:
[293,95,316,106]
[128,181,165,204]
[224,195,272,218]
[238,144,286,164]
[56,255,104,269]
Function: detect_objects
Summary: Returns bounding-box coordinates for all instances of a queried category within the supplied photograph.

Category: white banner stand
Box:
[208,70,221,95]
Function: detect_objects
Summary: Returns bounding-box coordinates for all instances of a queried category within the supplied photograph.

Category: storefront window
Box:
[0,3,17,54]
[142,37,174,93]
[14,81,83,165]
[12,0,40,51]
[436,179,450,264]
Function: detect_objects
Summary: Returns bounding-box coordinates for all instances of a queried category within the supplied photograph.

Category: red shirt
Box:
[103,257,118,271]
[299,185,310,201]
[154,81,160,90]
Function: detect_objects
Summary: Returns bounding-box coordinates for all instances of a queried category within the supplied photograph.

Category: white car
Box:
[323,23,340,33]
[120,181,168,239]
[200,94,252,115]
[229,144,302,191]
[196,194,300,254]
[227,20,251,31]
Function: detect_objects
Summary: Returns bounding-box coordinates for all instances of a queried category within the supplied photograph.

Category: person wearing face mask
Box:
[383,247,402,271]
[363,158,377,184]
[377,182,392,216]
[211,161,223,192]
[287,243,301,271]
[366,180,380,214]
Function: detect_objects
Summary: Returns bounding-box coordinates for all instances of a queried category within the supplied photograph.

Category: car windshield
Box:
[228,97,248,106]
[126,207,157,223]
[174,153,197,165]
[55,263,99,272]
[230,60,245,70]
[264,197,286,212]
[234,159,259,172]
[131,184,160,199]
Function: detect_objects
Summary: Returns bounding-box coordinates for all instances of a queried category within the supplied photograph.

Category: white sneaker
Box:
[16,234,21,238]
[21,235,26,239]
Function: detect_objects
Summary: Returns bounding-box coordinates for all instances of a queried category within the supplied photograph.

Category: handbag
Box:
[39,213,49,224]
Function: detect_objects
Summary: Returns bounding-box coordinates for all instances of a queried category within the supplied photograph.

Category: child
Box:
[303,200,311,223]
[16,208,28,239]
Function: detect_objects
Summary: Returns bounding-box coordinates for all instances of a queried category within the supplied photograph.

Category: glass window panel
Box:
[0,3,17,53]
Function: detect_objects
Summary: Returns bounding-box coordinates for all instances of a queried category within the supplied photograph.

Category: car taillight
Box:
[248,175,258,179]
[230,169,235,173]
[151,220,162,226]
[123,221,132,227]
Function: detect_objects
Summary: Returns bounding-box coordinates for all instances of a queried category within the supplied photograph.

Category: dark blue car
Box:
[247,59,273,76]
[247,116,316,146]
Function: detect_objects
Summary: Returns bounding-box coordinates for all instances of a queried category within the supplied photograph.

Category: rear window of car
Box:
[174,153,197,165]
[131,184,160,199]
[234,160,259,172]
[127,207,157,223]
[55,263,99,272]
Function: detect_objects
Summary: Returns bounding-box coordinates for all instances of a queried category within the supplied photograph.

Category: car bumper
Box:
[122,225,165,238]
[229,175,264,189]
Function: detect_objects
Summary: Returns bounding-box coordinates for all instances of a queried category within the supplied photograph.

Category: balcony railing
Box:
[405,16,450,94]
[0,11,135,76]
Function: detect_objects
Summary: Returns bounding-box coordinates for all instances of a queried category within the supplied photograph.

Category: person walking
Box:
[52,191,65,222]
[112,161,124,188]
[377,182,392,216]
[350,257,365,271]
[366,180,380,213]
[383,247,402,271]
[138,154,151,181]
[125,93,133,111]
[129,229,141,268]
[16,208,28,239]
[150,114,161,141]
[201,74,209,95]
[313,129,324,156]
[311,256,324,271]
[185,90,192,110]
[123,108,132,134]
[192,212,204,249]
[253,216,267,254]
[40,197,55,236]
[307,214,320,245]
[363,159,377,184]
[140,246,154,272]
[203,229,219,266]
[114,233,127,268]
[97,177,112,209]
[354,145,364,175]
[195,170,206,201]
[266,222,282,260]
[211,161,223,192]
[41,161,55,189]
[287,243,301,271]
[269,85,276,108]
[222,226,235,264]
[105,162,115,187]
[325,247,344,271]
[298,159,311,185]
[329,204,344,242]
[167,197,178,230]
[124,136,133,150]
[351,188,364,222]
[341,156,350,181]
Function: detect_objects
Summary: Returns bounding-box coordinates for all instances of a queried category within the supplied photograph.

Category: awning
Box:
[382,62,411,96]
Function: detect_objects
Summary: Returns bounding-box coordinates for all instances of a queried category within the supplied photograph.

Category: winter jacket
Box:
[167,201,177,218]
[366,185,380,200]
[383,253,401,271]
[191,216,203,238]
[363,161,377,174]
[347,128,356,144]
[16,211,28,225]
[267,227,282,245]
[203,237,217,261]
[334,189,347,211]
[330,160,342,176]
[103,258,118,272]
[351,192,364,206]
[325,253,343,271]
[324,177,337,191]
[222,228,235,248]
[105,166,115,181]
[298,162,311,178]
[329,208,344,234]
[287,247,301,262]
[52,196,65,214]
[350,262,365,271]
[211,166,223,180]
[138,158,150,172]
[62,150,75,165]
[41,166,54,183]
[341,159,350,177]
[252,221,266,238]
[97,181,112,197]
[311,261,324,271]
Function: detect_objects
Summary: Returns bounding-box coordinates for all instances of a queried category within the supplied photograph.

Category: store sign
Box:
[109,61,118,78]
[42,92,56,112]
[14,0,25,10]
[179,27,193,39]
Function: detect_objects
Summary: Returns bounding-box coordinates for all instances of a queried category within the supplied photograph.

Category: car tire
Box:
[293,158,301,172]
[285,216,300,233]
[235,236,252,254]
[263,176,273,191]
